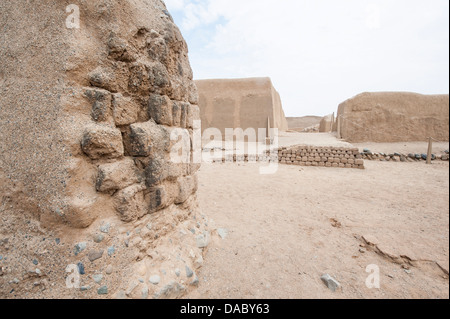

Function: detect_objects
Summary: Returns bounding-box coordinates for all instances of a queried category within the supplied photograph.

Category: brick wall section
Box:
[277,146,365,169]
[210,145,365,169]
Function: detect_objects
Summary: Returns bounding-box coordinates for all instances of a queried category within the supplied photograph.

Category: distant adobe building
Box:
[335,92,449,143]
[195,77,288,140]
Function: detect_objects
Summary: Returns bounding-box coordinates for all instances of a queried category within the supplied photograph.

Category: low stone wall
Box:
[360,150,450,162]
[277,146,365,169]
[206,145,365,169]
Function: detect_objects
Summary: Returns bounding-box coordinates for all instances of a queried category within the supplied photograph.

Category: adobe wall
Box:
[287,116,322,131]
[319,114,334,133]
[196,77,288,140]
[336,92,449,143]
[0,0,206,299]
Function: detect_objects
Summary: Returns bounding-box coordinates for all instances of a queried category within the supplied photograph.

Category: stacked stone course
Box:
[79,21,200,224]
[208,145,365,169]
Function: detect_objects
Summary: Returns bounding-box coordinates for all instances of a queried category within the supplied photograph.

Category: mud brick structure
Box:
[0,0,207,299]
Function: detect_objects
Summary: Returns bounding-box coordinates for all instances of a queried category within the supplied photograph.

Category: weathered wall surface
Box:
[196,77,288,139]
[1,0,207,299]
[287,116,322,131]
[319,114,334,133]
[337,92,449,143]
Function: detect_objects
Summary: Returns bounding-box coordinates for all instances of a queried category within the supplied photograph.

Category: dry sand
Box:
[1,132,448,299]
[186,146,449,299]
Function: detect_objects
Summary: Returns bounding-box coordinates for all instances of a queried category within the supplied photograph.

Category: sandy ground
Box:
[186,155,449,299]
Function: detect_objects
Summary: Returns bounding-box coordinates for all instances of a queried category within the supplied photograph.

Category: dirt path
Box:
[186,160,449,299]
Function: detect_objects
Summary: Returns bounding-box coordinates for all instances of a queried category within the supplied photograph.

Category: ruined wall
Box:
[336,92,449,143]
[196,77,288,139]
[319,114,334,133]
[278,146,365,169]
[287,116,322,131]
[1,0,206,299]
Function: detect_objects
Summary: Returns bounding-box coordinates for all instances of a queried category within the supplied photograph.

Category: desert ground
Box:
[186,133,449,299]
[0,133,448,299]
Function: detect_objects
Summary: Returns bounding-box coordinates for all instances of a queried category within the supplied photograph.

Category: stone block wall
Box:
[277,146,365,169]
[207,145,365,169]
[0,0,207,299]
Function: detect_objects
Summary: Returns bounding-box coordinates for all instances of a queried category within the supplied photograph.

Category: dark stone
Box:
[172,101,181,127]
[421,154,427,160]
[77,262,85,275]
[147,37,168,64]
[147,94,172,126]
[98,286,108,295]
[148,63,170,90]
[88,250,104,262]
[84,88,112,122]
[145,156,166,187]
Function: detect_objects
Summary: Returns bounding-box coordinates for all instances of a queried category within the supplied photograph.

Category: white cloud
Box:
[165,0,449,117]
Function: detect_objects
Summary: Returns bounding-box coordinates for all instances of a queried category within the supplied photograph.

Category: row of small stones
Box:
[361,151,450,162]
[219,147,363,168]
[206,156,364,169]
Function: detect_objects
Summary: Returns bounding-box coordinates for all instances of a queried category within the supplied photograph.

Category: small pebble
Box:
[217,228,228,239]
[94,234,104,243]
[93,274,103,283]
[32,259,38,265]
[97,286,108,295]
[190,275,199,286]
[141,286,149,299]
[100,223,111,234]
[74,242,87,256]
[107,246,116,256]
[185,266,194,278]
[105,265,113,275]
[77,262,85,275]
[321,274,341,292]
[149,275,160,285]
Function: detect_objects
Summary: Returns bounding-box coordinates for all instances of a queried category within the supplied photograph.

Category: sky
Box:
[164,0,449,117]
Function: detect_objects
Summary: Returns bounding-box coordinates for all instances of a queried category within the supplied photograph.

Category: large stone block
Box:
[175,175,198,205]
[148,94,173,126]
[148,181,178,213]
[81,125,124,160]
[125,120,170,157]
[114,183,148,222]
[112,93,140,126]
[96,158,143,193]
[187,105,200,129]
[145,155,187,187]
